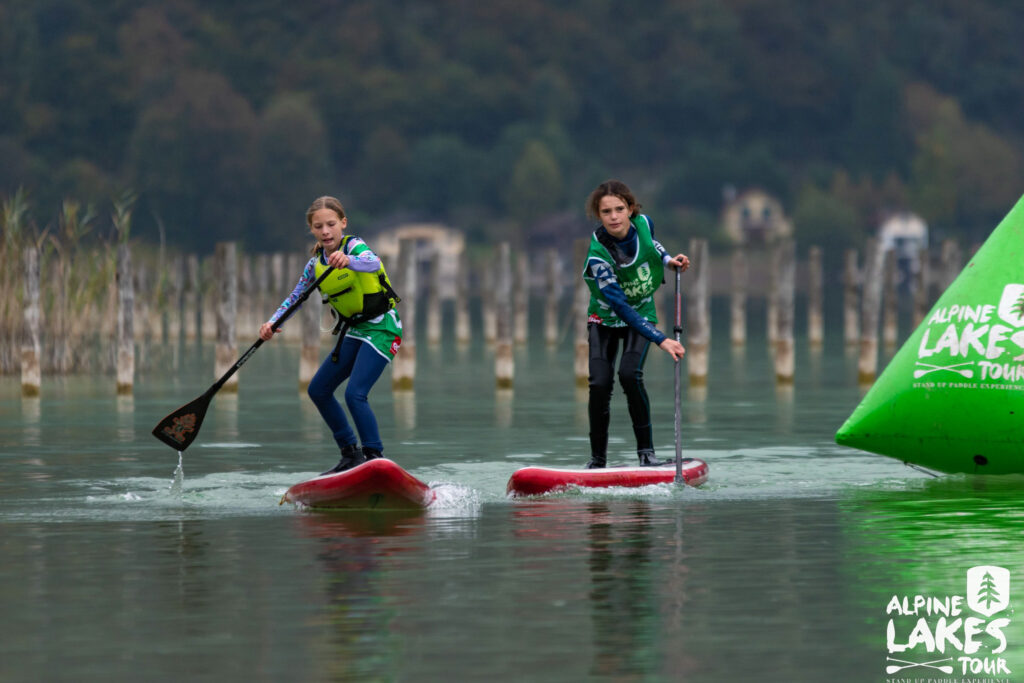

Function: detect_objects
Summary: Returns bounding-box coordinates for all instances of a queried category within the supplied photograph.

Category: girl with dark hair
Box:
[582,180,690,468]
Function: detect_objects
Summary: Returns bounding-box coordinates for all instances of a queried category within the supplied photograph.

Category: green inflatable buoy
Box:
[836,195,1024,474]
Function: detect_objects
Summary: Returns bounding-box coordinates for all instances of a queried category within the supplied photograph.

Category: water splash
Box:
[169,452,184,497]
[428,482,483,516]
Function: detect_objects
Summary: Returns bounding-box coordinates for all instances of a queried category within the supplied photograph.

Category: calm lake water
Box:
[2,300,1022,682]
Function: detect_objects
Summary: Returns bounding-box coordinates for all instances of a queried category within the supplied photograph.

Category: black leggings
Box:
[588,323,653,457]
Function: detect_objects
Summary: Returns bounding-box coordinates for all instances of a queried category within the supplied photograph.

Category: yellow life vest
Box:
[313,238,400,324]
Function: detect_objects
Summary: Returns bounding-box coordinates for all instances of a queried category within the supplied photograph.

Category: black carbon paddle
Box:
[151,266,334,452]
[673,265,684,484]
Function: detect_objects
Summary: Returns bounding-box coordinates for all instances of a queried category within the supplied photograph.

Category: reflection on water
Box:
[116,393,134,443]
[393,389,415,430]
[299,512,423,681]
[213,392,239,442]
[21,396,40,447]
[495,387,513,428]
[584,502,684,678]
[573,385,588,429]
[687,384,708,424]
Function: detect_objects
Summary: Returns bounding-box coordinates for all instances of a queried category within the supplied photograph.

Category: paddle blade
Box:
[151,392,212,452]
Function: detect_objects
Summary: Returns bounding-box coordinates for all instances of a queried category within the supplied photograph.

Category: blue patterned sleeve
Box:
[587,259,667,345]
[343,236,382,272]
[267,258,317,324]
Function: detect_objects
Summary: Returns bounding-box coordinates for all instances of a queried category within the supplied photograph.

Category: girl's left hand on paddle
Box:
[668,253,690,272]
[659,338,686,360]
[259,322,277,341]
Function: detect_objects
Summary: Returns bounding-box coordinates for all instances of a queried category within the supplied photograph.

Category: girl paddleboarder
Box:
[260,196,401,475]
[582,179,690,468]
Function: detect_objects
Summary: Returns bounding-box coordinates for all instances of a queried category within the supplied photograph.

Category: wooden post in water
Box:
[766,246,778,346]
[858,239,884,384]
[116,243,134,395]
[133,266,149,370]
[514,253,528,345]
[882,249,898,349]
[142,264,160,345]
[939,239,961,293]
[269,253,286,341]
[730,248,747,347]
[284,253,305,342]
[454,249,471,345]
[237,253,253,335]
[185,254,200,341]
[52,248,70,374]
[573,238,590,388]
[298,278,321,391]
[913,246,930,327]
[807,245,824,350]
[169,254,185,344]
[392,239,416,390]
[21,246,41,396]
[843,249,860,347]
[200,254,217,341]
[214,242,238,392]
[482,265,496,344]
[494,242,514,388]
[426,247,443,345]
[544,248,560,346]
[254,253,269,329]
[686,238,710,387]
[773,240,796,384]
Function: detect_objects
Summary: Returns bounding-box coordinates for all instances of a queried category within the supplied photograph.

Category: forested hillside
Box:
[2,0,1023,251]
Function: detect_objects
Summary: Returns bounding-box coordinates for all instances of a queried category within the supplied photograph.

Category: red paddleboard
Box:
[506,458,709,497]
[281,458,436,510]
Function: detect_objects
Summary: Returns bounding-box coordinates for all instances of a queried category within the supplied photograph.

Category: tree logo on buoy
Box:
[968,565,1010,618]
[1000,284,1024,327]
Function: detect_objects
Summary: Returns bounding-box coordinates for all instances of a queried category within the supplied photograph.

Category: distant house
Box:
[374,224,465,299]
[720,188,793,246]
[878,212,928,289]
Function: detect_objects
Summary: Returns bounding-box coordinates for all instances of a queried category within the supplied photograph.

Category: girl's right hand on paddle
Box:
[259,322,276,341]
[659,338,685,360]
[326,250,350,269]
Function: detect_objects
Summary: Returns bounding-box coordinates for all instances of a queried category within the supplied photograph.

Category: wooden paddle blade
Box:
[151,392,212,451]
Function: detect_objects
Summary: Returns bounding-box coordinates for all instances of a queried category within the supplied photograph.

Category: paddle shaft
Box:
[152,266,334,451]
[212,265,334,392]
[673,266,683,484]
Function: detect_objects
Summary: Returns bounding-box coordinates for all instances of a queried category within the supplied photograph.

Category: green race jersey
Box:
[583,215,665,327]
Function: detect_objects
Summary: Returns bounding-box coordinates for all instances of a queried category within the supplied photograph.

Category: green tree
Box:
[505,140,563,240]
[354,125,411,208]
[127,70,257,249]
[405,135,486,217]
[254,92,334,248]
[792,181,862,251]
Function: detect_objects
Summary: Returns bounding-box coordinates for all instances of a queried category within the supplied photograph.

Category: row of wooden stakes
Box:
[11,235,963,396]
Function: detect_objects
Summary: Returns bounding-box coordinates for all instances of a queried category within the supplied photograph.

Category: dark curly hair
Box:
[586,179,641,220]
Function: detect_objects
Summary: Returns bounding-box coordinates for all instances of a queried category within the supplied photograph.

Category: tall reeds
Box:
[1,189,31,374]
